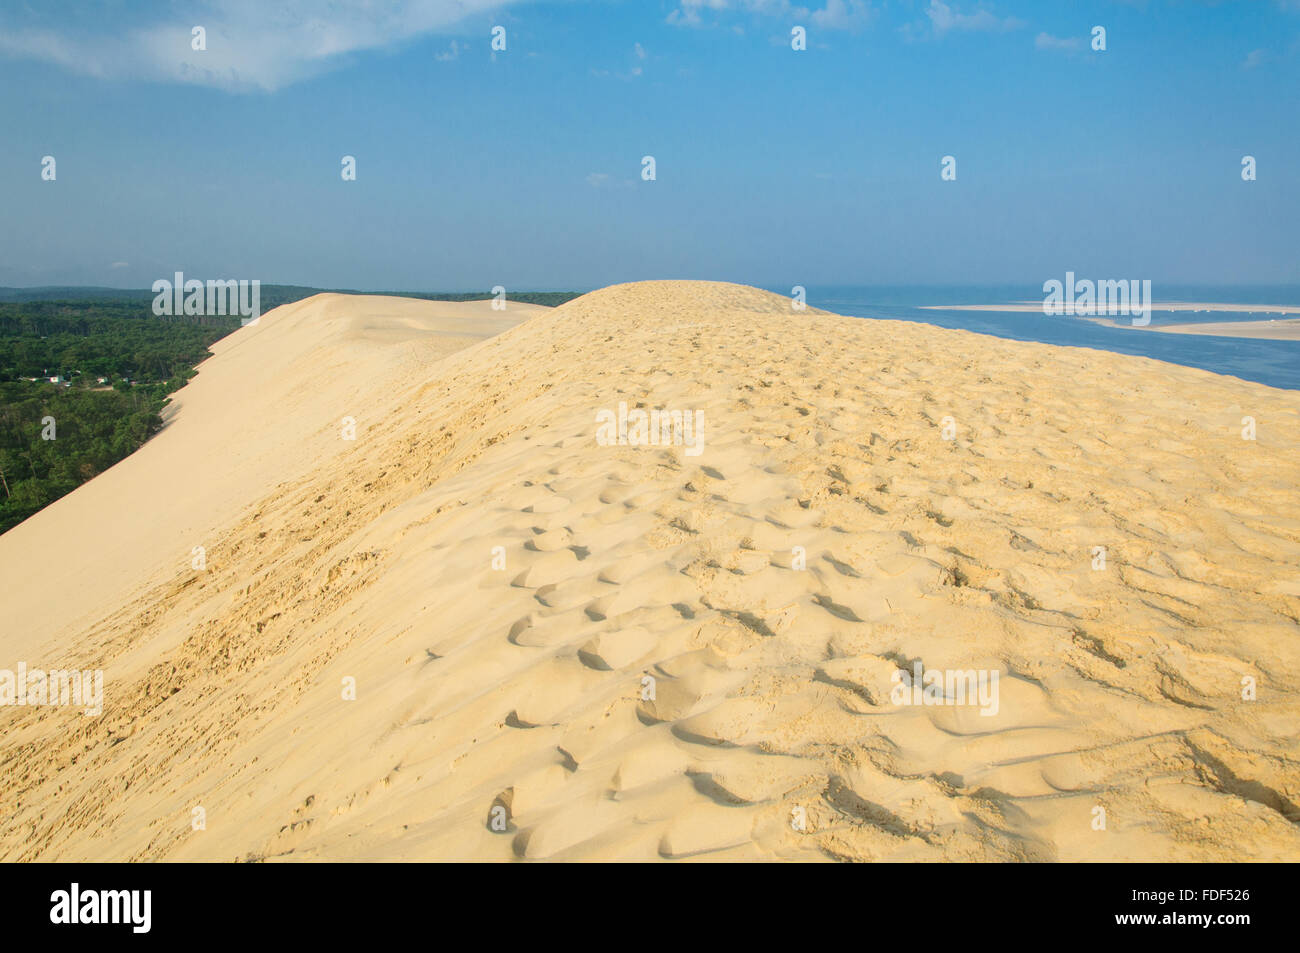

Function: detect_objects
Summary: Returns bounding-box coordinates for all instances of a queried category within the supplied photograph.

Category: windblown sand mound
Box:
[2,281,1298,861]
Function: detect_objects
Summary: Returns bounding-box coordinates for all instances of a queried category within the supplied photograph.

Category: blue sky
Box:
[1,0,1297,291]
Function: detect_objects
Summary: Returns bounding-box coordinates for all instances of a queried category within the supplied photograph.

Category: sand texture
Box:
[1,282,1298,862]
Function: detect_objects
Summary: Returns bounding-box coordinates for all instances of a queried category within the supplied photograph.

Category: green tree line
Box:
[0,383,167,533]
[0,299,239,534]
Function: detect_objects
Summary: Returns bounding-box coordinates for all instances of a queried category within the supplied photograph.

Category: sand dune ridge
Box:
[1,281,1298,862]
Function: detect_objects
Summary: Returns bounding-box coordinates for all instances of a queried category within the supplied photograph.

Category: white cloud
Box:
[589,43,650,81]
[1035,32,1082,52]
[668,0,732,28]
[668,0,873,31]
[811,0,874,30]
[925,1,1023,34]
[0,1,526,92]
[584,172,634,189]
[1241,48,1268,69]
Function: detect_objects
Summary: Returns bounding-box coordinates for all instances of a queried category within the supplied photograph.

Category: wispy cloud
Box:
[925,1,1023,35]
[1035,32,1082,53]
[811,0,875,30]
[0,0,525,93]
[668,0,874,31]
[590,43,651,81]
[1241,48,1268,69]
[669,0,747,28]
[585,171,634,189]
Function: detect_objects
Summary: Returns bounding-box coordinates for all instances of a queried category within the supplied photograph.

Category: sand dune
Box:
[2,282,1298,862]
[0,294,537,660]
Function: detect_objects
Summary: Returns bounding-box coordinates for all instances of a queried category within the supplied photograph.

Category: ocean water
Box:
[783,285,1300,392]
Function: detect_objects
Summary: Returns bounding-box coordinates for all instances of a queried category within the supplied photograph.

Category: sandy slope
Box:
[2,281,1298,862]
[0,294,537,660]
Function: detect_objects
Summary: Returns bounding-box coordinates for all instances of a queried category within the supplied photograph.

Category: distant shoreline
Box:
[919,302,1300,340]
[1143,318,1300,340]
[920,302,1300,315]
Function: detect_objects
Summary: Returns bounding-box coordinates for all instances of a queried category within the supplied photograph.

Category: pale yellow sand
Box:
[2,282,1298,862]
[922,302,1300,340]
[925,302,1300,314]
[1148,318,1300,340]
[0,294,538,661]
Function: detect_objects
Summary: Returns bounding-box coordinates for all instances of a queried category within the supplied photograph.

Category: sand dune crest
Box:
[2,282,1297,862]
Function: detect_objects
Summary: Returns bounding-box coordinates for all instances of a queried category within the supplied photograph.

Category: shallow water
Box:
[790,285,1300,392]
